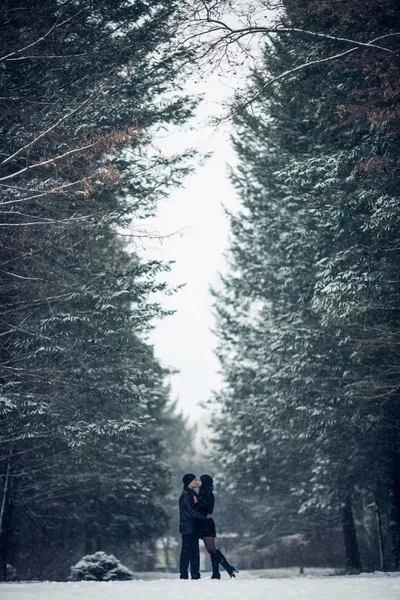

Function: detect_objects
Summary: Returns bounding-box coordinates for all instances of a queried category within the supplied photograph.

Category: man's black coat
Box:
[179,485,206,535]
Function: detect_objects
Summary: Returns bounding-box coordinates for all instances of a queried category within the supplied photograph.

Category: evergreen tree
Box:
[211,0,400,572]
[0,0,197,579]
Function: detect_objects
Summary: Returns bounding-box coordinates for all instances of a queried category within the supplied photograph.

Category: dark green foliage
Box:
[211,0,400,572]
[0,0,196,581]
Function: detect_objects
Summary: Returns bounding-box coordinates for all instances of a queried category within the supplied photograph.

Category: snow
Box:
[1,574,400,600]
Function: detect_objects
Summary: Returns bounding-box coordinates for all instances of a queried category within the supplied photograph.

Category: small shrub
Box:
[69,551,137,581]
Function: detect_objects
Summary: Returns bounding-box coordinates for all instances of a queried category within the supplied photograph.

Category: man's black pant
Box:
[179,533,200,579]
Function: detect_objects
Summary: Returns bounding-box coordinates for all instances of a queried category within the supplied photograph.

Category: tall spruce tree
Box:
[211,0,400,572]
[0,0,197,580]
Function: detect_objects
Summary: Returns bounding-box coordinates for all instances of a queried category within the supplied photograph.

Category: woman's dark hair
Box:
[200,474,214,490]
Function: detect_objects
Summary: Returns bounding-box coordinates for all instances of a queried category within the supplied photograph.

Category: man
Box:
[179,473,209,580]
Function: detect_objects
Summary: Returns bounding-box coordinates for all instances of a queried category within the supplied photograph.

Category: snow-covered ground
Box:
[1,574,399,600]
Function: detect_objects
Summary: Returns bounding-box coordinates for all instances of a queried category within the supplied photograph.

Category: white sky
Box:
[139,3,276,426]
[141,75,239,425]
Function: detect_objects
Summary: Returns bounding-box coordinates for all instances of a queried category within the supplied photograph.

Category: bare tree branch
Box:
[222,31,400,120]
[194,15,400,55]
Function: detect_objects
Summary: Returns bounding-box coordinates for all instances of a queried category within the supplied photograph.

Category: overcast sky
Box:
[140,75,239,426]
[135,4,276,428]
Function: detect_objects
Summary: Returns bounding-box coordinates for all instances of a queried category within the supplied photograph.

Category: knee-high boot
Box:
[215,549,239,578]
[210,551,221,579]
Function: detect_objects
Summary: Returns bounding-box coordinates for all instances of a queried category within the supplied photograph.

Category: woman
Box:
[195,474,238,579]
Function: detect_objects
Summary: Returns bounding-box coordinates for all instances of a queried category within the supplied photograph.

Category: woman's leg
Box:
[202,536,238,577]
[202,536,216,554]
[202,537,220,579]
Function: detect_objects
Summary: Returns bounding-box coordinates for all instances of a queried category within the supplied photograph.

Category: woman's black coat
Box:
[196,487,216,538]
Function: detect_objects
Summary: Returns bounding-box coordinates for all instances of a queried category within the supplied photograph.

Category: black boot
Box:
[210,551,221,579]
[216,549,239,578]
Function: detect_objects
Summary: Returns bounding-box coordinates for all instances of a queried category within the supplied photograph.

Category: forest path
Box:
[1,574,400,600]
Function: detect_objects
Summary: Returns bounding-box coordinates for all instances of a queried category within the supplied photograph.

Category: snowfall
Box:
[1,571,400,600]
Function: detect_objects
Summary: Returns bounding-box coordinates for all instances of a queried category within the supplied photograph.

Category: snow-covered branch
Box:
[0,6,85,64]
[0,96,94,167]
[0,142,100,184]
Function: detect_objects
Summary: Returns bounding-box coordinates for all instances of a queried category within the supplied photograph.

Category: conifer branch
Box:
[0,142,99,183]
[0,96,94,167]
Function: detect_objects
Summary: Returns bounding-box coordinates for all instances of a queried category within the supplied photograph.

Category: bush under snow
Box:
[69,551,137,581]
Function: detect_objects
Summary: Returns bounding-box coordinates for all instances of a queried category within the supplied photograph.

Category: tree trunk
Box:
[388,446,400,571]
[342,494,362,574]
[162,536,172,572]
[0,449,14,581]
[374,501,385,571]
[84,521,94,555]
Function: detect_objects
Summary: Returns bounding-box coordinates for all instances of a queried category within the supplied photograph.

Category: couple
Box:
[178,473,238,580]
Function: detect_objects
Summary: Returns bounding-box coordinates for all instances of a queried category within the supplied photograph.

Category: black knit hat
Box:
[182,473,196,486]
[200,474,214,489]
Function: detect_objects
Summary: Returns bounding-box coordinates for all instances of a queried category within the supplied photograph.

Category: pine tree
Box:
[211,0,400,572]
[0,0,197,579]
